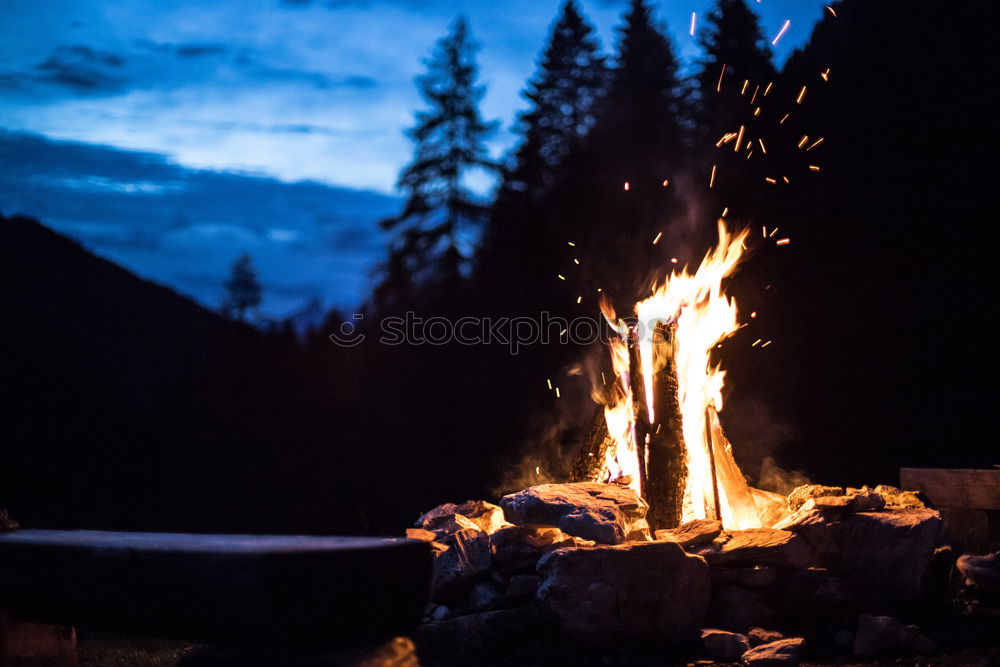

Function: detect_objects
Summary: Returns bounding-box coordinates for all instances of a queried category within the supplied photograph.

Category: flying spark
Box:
[807,137,825,150]
[758,138,767,154]
[624,181,630,191]
[772,20,790,46]
[776,238,791,246]
[735,125,745,153]
[796,86,807,104]
[717,63,726,92]
[557,274,566,280]
[809,165,821,172]
[826,6,837,18]
[690,12,696,36]
[779,113,790,124]
[709,164,717,188]
[653,232,663,245]
[798,135,810,149]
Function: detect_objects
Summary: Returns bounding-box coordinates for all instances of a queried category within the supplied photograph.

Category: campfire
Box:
[580,221,766,531]
[407,225,952,665]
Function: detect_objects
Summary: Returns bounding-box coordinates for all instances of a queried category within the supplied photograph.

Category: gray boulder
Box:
[852,614,937,656]
[536,540,709,642]
[500,482,647,545]
[430,528,493,603]
[831,509,941,609]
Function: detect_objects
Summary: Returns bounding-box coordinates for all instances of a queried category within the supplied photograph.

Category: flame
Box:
[597,221,761,530]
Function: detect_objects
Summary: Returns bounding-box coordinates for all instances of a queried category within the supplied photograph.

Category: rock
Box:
[956,551,1000,596]
[752,488,790,528]
[700,529,815,569]
[830,509,942,610]
[626,517,651,541]
[874,485,924,509]
[506,574,540,601]
[489,526,541,574]
[536,540,710,642]
[522,525,595,550]
[801,495,852,511]
[852,614,937,656]
[707,584,775,633]
[655,519,722,548]
[747,627,785,647]
[0,509,18,533]
[844,487,886,512]
[741,637,804,666]
[771,509,840,561]
[711,566,777,588]
[469,581,504,611]
[429,605,450,621]
[405,528,437,542]
[769,568,854,637]
[700,628,750,661]
[416,608,534,660]
[787,485,844,511]
[417,500,511,538]
[500,482,647,545]
[430,528,493,603]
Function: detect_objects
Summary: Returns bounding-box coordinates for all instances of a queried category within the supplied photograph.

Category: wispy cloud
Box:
[0,130,399,313]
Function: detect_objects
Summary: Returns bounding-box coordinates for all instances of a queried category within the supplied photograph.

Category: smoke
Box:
[756,456,810,496]
[493,348,608,497]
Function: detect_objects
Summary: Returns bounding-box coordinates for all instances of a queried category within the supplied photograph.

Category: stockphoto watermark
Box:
[328,311,671,353]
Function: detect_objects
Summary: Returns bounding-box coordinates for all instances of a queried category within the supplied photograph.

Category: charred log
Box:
[571,406,612,483]
[644,322,687,531]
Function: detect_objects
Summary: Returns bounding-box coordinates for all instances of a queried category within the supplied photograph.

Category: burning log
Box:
[643,322,688,531]
[570,406,613,484]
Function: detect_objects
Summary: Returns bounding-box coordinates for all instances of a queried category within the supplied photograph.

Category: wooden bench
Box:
[900,467,1000,552]
[0,530,431,664]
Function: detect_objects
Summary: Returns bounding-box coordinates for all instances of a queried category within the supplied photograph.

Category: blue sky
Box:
[0,0,828,314]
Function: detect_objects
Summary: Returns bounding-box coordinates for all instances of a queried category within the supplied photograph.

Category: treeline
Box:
[4,0,995,536]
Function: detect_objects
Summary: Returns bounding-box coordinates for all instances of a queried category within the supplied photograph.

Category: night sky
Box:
[0,0,829,314]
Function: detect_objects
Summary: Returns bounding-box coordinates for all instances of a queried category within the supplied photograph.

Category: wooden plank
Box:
[0,530,431,648]
[900,468,1000,510]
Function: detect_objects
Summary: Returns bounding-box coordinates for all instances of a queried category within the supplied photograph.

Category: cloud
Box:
[0,44,130,95]
[0,130,400,313]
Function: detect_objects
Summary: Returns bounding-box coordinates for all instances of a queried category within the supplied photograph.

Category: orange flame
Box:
[598,221,761,529]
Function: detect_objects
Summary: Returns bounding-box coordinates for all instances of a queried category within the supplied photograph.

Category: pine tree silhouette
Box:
[693,0,775,215]
[221,253,262,322]
[375,16,497,313]
[477,1,606,313]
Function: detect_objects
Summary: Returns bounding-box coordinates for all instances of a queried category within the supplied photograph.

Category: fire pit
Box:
[407,224,957,666]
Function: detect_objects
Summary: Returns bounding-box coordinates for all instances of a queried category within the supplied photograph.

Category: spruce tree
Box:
[222,253,262,322]
[693,0,775,213]
[510,0,607,192]
[477,1,606,313]
[375,17,497,312]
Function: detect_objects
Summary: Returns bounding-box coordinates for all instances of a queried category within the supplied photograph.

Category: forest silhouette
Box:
[2,0,996,535]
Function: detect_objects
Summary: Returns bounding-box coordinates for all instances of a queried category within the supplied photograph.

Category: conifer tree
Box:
[693,0,775,214]
[222,253,262,322]
[375,17,497,312]
[510,0,607,192]
[477,1,606,313]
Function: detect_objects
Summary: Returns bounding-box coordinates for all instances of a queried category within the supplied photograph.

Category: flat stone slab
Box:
[500,483,647,545]
[655,519,721,547]
[700,529,815,569]
[0,529,431,647]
